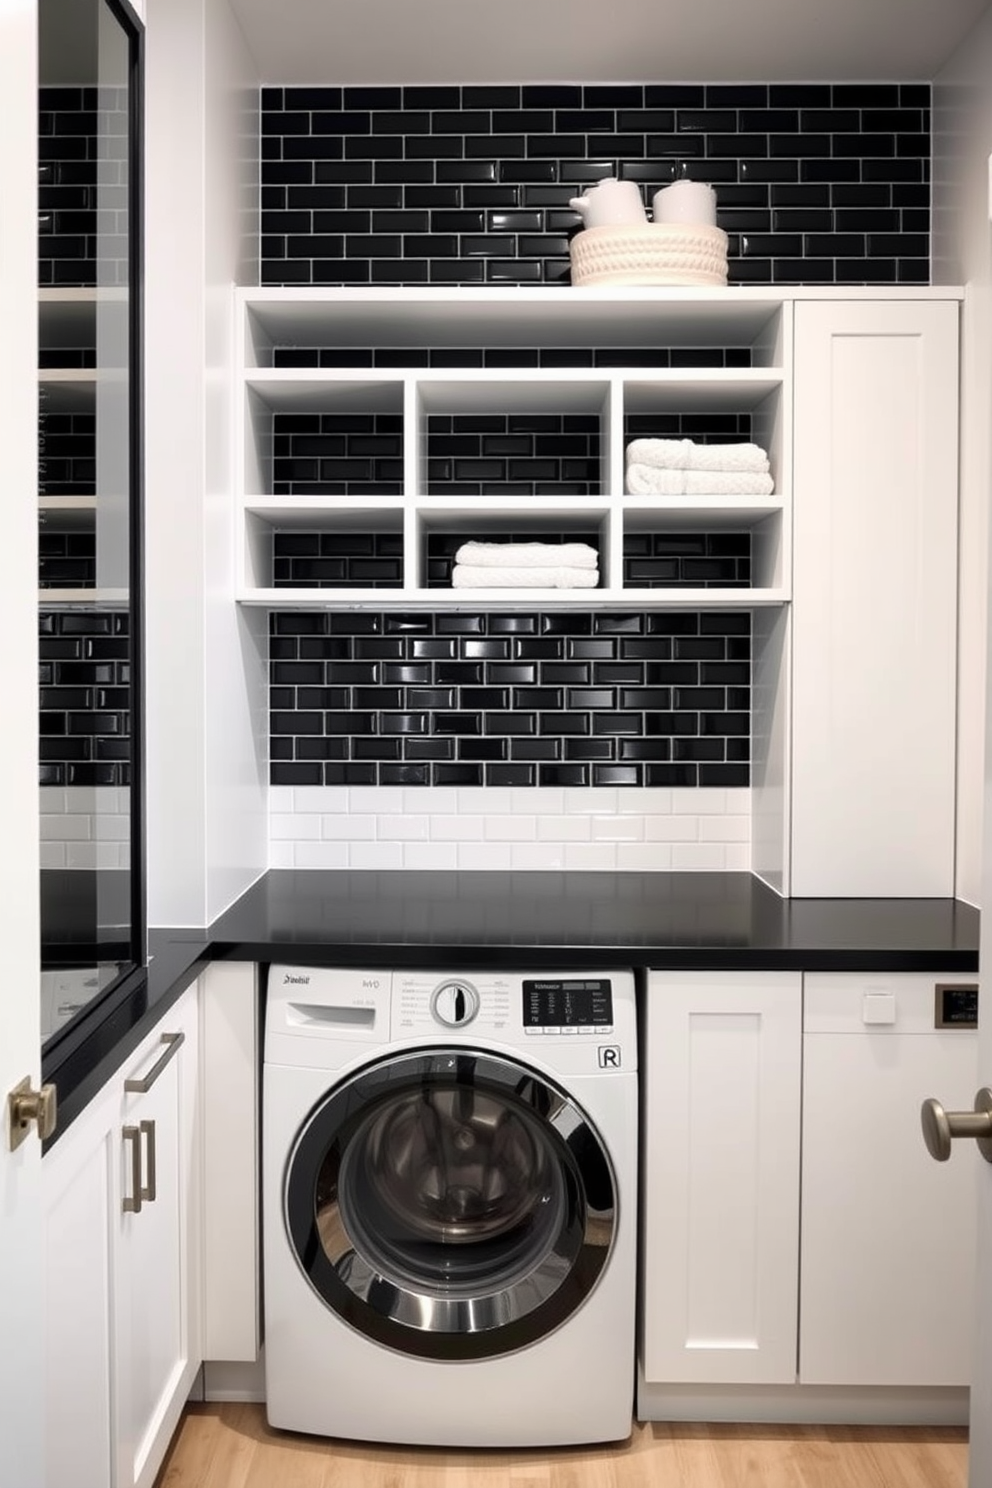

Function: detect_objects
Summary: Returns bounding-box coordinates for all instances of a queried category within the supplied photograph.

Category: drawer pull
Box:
[122,1119,156,1212]
[125,1031,184,1094]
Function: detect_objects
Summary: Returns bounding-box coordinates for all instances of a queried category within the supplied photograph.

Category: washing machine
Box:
[262,964,638,1447]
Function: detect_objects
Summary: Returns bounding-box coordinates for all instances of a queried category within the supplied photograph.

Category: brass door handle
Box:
[921,1087,992,1164]
[6,1077,57,1151]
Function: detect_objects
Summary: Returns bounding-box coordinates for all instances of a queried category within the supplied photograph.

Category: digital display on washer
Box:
[523,978,613,1028]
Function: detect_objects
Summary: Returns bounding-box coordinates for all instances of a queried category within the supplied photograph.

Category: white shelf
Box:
[234,287,795,609]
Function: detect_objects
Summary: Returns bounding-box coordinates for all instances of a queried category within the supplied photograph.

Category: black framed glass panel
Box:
[38,0,144,1049]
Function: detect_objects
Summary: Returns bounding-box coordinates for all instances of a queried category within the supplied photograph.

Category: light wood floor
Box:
[155,1404,968,1488]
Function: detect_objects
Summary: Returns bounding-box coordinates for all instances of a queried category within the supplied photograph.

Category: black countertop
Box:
[209,870,980,972]
[43,869,981,1141]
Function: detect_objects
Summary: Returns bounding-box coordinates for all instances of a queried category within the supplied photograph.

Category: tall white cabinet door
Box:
[43,1083,118,1488]
[791,300,959,897]
[800,972,977,1387]
[114,986,201,1488]
[641,972,802,1385]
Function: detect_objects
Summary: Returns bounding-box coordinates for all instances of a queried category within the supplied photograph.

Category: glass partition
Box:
[38,0,144,1048]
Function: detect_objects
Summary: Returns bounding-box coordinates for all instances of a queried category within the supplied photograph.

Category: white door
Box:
[0,1,44,1483]
[969,533,992,1482]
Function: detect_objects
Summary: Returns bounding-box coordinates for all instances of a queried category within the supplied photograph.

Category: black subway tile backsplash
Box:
[38,611,131,786]
[269,610,750,788]
[261,81,931,287]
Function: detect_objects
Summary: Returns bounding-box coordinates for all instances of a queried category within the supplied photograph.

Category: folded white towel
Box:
[453,540,598,570]
[625,463,775,497]
[451,564,599,590]
[626,437,770,474]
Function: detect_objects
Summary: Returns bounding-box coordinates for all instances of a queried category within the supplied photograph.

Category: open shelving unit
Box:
[234,286,793,610]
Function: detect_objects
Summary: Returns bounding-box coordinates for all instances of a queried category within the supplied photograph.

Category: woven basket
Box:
[570,223,729,287]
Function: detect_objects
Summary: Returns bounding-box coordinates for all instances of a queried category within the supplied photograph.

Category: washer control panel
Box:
[430,978,481,1028]
[394,972,513,1039]
[522,977,614,1035]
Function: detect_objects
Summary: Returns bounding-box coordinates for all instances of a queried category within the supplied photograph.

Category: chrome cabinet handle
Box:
[122,1119,156,1212]
[124,1031,184,1094]
[921,1087,992,1164]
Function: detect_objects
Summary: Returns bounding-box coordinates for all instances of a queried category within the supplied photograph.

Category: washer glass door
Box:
[284,1048,617,1360]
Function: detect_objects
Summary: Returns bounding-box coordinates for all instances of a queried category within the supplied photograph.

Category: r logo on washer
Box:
[598,1046,621,1068]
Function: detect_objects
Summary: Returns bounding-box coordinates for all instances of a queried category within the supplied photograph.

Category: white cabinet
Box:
[640,970,802,1387]
[790,298,959,897]
[43,981,201,1488]
[114,986,201,1488]
[234,287,791,609]
[43,1070,117,1488]
[800,972,977,1388]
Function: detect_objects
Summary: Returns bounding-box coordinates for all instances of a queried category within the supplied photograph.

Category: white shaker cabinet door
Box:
[791,300,959,897]
[800,972,977,1387]
[43,1080,118,1488]
[114,985,201,1488]
[640,971,802,1386]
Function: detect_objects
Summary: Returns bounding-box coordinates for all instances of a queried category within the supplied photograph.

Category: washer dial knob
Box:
[431,979,480,1027]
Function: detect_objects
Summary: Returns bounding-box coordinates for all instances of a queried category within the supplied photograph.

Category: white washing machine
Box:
[262,964,638,1447]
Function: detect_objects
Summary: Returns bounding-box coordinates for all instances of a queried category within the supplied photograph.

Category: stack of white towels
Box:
[451,540,599,589]
[625,437,774,496]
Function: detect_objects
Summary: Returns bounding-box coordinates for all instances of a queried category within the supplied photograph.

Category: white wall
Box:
[933,6,992,906]
[144,0,265,926]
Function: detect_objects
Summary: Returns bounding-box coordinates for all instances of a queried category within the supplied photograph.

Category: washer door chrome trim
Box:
[283,1047,617,1361]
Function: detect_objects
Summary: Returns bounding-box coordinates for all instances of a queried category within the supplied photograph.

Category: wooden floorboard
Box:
[155,1405,968,1488]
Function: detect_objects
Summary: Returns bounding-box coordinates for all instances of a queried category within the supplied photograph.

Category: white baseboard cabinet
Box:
[799,972,978,1388]
[639,970,803,1388]
[639,970,978,1422]
[43,981,201,1488]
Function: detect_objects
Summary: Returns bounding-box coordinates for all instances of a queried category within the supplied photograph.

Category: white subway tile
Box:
[563,841,617,870]
[268,841,296,868]
[407,787,459,815]
[671,842,728,870]
[294,840,350,869]
[617,842,674,871]
[403,841,459,870]
[349,842,405,870]
[457,841,513,870]
[511,842,566,870]
[350,785,404,814]
[270,812,320,840]
[39,787,65,814]
[268,786,295,814]
[377,813,429,842]
[564,788,617,815]
[515,786,563,816]
[673,787,727,816]
[699,814,750,843]
[39,842,66,869]
[295,785,348,814]
[616,787,673,816]
[321,814,375,841]
[65,842,98,869]
[724,844,752,871]
[430,815,486,842]
[94,815,130,841]
[590,814,645,843]
[459,786,513,815]
[64,786,99,813]
[484,815,537,842]
[40,813,90,841]
[536,814,591,843]
[644,814,699,842]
